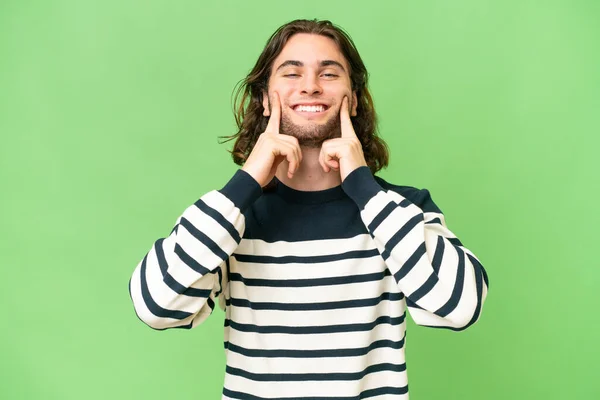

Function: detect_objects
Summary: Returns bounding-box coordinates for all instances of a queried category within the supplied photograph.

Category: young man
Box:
[129,19,489,399]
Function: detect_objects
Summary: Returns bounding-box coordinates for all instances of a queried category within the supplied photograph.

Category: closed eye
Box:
[283,73,338,78]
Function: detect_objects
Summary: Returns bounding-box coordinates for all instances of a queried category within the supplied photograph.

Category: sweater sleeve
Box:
[342,167,489,331]
[128,169,262,330]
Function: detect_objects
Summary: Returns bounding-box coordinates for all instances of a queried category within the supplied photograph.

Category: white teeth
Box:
[295,105,325,112]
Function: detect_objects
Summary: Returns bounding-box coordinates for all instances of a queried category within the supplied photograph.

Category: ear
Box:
[351,91,358,117]
[262,90,270,117]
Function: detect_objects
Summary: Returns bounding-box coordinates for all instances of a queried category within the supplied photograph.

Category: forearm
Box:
[380,211,488,330]
[128,229,227,330]
[129,169,262,330]
[343,167,489,330]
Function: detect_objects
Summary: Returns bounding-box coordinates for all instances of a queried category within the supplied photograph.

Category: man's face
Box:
[262,33,358,148]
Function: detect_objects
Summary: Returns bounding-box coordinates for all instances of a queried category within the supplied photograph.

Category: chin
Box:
[286,129,340,148]
[281,114,341,145]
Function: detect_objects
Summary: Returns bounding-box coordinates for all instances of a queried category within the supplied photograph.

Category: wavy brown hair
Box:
[220,19,389,174]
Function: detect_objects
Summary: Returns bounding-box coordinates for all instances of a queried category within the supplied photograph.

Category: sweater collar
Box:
[272,178,346,205]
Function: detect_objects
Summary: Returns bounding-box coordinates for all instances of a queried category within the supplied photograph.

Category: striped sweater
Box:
[129,166,489,399]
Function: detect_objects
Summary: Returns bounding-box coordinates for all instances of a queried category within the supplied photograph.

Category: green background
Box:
[1,0,598,399]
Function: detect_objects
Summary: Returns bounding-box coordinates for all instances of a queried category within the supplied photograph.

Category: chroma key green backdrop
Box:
[1,1,598,399]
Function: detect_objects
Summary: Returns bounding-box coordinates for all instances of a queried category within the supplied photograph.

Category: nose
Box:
[300,73,322,96]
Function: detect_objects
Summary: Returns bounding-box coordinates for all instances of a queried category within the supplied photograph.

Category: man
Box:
[129,19,489,399]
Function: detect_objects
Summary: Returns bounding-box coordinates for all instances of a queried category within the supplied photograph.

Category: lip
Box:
[290,102,330,119]
[291,102,330,109]
[291,106,328,119]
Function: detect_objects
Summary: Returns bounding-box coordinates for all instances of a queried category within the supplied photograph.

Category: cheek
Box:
[330,84,353,100]
[269,86,293,106]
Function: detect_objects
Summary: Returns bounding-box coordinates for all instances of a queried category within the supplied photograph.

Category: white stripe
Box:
[415,236,459,312]
[223,367,408,398]
[144,242,216,314]
[226,345,406,374]
[228,273,398,303]
[129,261,194,329]
[177,222,226,269]
[235,234,376,257]
[184,203,240,253]
[226,320,406,351]
[443,251,479,326]
[230,248,384,281]
[202,190,246,235]
[227,295,405,328]
[372,205,421,247]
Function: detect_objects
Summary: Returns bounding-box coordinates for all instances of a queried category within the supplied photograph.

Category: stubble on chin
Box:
[279,111,342,148]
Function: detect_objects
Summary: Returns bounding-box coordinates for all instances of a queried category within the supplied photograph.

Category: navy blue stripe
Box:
[435,247,465,317]
[432,235,445,274]
[425,217,442,224]
[207,297,215,312]
[229,270,391,288]
[222,385,408,400]
[399,198,411,208]
[234,249,380,265]
[405,236,444,302]
[215,267,224,297]
[224,335,405,358]
[448,236,464,247]
[179,217,229,261]
[154,239,212,298]
[171,322,194,330]
[405,298,422,310]
[393,242,427,282]
[367,202,396,233]
[174,243,212,275]
[361,386,409,398]
[458,253,486,330]
[480,255,490,287]
[408,254,486,331]
[226,292,404,311]
[155,238,170,276]
[139,254,193,320]
[194,198,241,243]
[225,257,232,283]
[381,213,423,260]
[128,279,193,331]
[226,313,406,334]
[226,362,406,382]
[407,272,439,303]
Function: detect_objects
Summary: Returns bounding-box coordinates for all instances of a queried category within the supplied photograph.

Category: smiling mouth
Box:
[291,104,330,115]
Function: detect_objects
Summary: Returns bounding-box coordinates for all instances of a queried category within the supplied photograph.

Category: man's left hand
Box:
[319,96,368,181]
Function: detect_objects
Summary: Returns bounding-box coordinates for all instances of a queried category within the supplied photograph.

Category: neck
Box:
[275,147,342,191]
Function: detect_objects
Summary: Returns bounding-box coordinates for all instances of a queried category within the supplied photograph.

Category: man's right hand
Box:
[242,92,303,187]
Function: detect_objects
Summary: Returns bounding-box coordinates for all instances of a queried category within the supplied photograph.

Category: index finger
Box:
[265,91,282,133]
[340,96,356,138]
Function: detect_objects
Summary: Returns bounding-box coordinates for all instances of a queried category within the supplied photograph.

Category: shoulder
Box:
[374,175,443,214]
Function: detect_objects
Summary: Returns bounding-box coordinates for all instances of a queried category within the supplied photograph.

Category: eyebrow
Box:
[275,60,347,73]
